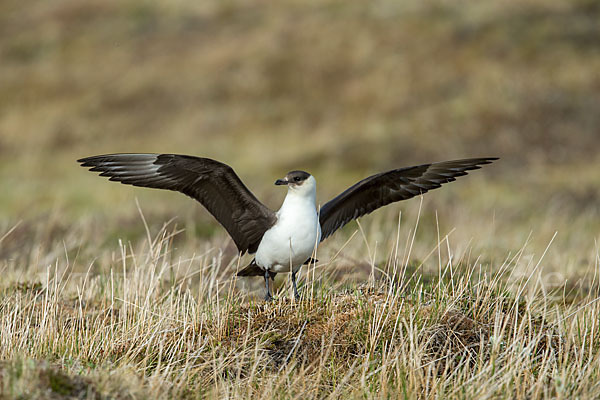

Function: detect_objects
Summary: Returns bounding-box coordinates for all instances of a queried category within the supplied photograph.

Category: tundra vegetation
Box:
[1,0,599,398]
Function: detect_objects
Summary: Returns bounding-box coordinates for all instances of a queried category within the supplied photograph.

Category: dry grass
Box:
[1,212,599,398]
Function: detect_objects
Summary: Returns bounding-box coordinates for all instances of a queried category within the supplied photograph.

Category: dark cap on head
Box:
[275,170,311,186]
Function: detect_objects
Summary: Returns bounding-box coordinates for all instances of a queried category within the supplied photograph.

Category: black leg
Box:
[264,269,273,302]
[291,270,300,300]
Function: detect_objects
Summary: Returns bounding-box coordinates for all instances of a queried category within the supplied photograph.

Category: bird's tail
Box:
[237,259,264,276]
[237,257,318,277]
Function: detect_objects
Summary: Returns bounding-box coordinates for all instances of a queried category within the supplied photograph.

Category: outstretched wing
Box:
[319,158,498,241]
[78,153,277,254]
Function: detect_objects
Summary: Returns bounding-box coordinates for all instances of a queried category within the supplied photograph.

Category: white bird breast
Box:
[255,177,321,273]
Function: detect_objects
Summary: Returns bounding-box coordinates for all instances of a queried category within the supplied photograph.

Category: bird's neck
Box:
[279,187,316,213]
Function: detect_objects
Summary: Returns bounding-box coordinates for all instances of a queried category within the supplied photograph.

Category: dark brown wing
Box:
[78,153,276,254]
[319,158,498,241]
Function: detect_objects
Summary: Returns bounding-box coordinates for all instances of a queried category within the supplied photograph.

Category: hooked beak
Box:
[274,178,288,186]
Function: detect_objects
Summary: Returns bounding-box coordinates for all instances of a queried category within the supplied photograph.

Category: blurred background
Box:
[1,0,598,291]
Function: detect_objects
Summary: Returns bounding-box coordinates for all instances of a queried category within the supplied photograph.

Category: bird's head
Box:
[275,170,316,196]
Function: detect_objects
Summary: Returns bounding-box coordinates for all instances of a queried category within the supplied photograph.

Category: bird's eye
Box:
[294,176,301,182]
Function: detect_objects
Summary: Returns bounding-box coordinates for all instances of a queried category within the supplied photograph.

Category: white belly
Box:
[255,206,321,273]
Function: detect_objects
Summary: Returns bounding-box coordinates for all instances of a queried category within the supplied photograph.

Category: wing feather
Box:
[79,153,276,254]
[319,158,498,241]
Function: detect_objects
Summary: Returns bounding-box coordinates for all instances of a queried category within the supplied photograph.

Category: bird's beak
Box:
[275,178,288,186]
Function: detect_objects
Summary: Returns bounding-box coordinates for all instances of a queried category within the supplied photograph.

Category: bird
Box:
[78,154,497,301]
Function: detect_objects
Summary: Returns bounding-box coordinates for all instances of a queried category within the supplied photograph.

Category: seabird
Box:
[78,154,497,301]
